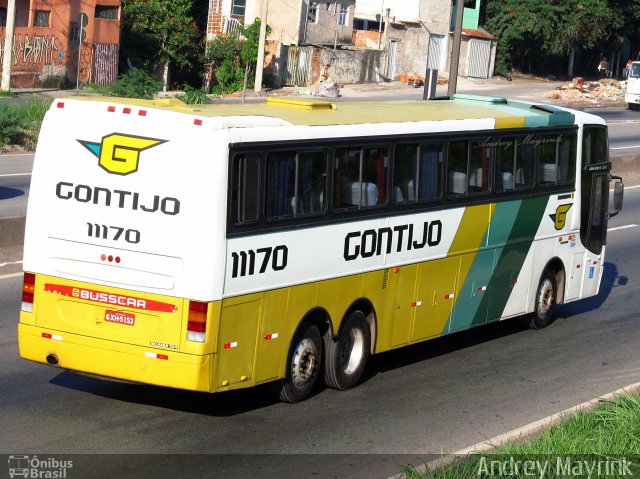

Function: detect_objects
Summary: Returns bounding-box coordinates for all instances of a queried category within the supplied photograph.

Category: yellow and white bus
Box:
[19,95,623,402]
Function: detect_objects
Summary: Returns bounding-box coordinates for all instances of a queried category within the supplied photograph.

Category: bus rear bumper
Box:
[18,323,213,393]
[625,93,640,105]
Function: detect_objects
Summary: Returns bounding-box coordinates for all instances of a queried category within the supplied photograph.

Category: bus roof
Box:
[70,94,578,129]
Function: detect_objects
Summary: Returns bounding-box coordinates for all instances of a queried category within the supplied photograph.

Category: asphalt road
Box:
[0,153,33,218]
[1,188,639,478]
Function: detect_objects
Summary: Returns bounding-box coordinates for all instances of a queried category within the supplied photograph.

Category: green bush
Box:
[176,84,212,104]
[0,102,24,147]
[93,68,161,99]
[0,98,53,151]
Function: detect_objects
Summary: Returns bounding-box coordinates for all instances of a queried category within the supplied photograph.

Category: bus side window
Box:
[334,147,387,209]
[231,153,260,224]
[539,135,559,186]
[393,144,417,203]
[515,142,535,189]
[267,151,297,218]
[495,138,515,191]
[447,141,468,196]
[557,134,576,184]
[418,144,443,200]
[469,140,490,193]
[582,127,608,166]
[299,151,328,214]
[267,150,328,219]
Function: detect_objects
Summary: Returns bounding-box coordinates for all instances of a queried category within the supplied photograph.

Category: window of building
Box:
[34,10,50,27]
[69,22,80,46]
[307,2,318,23]
[231,0,246,17]
[95,5,119,20]
[338,4,349,26]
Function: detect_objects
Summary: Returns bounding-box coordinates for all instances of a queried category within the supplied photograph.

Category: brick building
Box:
[0,0,121,87]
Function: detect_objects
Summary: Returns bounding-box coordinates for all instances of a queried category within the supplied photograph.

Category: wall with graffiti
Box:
[0,29,66,87]
[0,0,121,88]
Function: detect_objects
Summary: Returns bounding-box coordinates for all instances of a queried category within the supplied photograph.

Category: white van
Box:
[626,61,640,110]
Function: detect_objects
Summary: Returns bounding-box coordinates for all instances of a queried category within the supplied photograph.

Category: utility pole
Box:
[377,0,384,49]
[447,0,464,96]
[1,0,16,91]
[254,0,269,93]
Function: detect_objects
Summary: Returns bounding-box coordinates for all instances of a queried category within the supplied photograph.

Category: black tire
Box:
[324,311,371,390]
[269,323,322,403]
[529,269,557,329]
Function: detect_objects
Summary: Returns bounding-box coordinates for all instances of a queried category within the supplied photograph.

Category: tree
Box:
[484,0,640,78]
[121,0,202,91]
[205,20,271,94]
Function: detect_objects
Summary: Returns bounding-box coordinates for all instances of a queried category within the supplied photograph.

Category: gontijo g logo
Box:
[549,203,573,230]
[78,133,167,175]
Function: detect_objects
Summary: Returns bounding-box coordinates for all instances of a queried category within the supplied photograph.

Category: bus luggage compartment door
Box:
[216,295,262,388]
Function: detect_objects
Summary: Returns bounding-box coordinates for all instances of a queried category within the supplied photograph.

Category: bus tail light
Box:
[187,300,208,343]
[21,273,36,312]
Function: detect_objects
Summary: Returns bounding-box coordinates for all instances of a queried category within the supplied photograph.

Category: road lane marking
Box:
[0,272,23,280]
[0,260,23,268]
[0,173,30,178]
[0,153,34,158]
[608,224,638,232]
[611,146,640,150]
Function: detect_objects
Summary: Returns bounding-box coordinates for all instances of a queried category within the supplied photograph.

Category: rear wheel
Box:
[324,311,371,390]
[529,269,557,329]
[269,323,322,403]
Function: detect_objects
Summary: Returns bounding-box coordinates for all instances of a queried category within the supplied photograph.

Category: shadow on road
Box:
[0,187,25,200]
[47,262,623,416]
[556,261,624,319]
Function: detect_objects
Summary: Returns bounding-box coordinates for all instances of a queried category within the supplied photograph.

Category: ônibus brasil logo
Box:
[77,133,167,176]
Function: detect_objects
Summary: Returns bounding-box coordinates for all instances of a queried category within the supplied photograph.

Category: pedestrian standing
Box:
[597,58,608,79]
[625,59,633,79]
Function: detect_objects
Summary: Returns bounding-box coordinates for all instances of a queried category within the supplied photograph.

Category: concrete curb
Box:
[611,153,640,185]
[388,381,640,479]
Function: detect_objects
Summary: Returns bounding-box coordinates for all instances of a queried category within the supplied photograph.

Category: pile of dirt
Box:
[545,78,625,104]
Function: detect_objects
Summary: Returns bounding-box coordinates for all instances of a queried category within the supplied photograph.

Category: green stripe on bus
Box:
[476,195,551,326]
[440,204,493,335]
[446,200,522,333]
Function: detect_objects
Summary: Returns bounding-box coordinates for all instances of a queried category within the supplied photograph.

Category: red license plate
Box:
[105,310,135,326]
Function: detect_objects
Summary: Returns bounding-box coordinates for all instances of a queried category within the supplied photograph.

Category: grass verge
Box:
[400,392,640,478]
[0,97,53,151]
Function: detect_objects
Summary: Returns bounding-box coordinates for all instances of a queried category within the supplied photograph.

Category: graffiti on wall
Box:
[0,34,64,66]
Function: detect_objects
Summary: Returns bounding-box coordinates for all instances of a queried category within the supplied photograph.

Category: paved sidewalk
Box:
[9,74,623,107]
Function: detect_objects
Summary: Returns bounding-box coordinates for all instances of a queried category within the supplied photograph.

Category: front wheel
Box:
[529,269,557,329]
[269,323,322,403]
[324,311,371,390]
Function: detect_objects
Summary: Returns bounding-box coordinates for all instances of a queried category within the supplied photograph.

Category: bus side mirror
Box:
[610,176,624,218]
